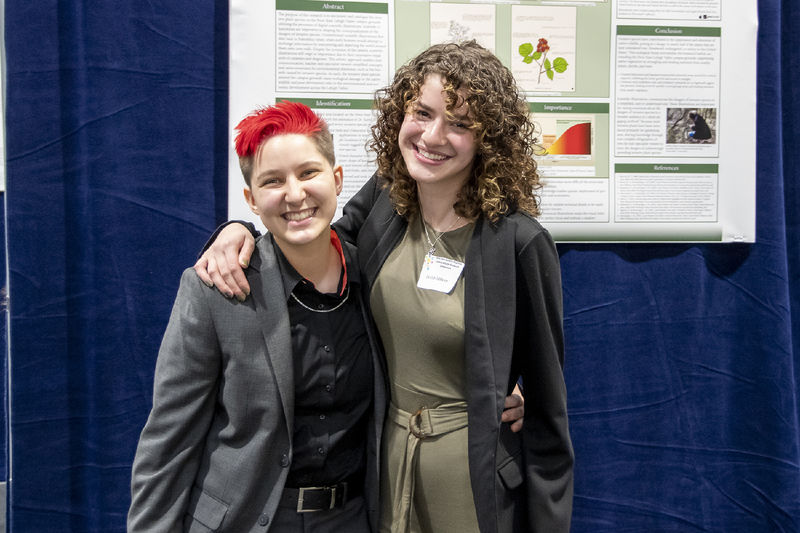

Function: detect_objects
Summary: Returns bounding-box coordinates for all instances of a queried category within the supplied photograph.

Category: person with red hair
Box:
[129,101,387,532]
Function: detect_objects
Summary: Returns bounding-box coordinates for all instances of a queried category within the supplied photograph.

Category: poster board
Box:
[229,0,757,242]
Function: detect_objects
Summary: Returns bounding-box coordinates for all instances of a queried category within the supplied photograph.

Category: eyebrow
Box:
[254,159,325,180]
[252,170,278,183]
[414,100,472,122]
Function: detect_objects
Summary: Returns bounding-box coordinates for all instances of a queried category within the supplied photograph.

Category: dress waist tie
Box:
[387,401,469,533]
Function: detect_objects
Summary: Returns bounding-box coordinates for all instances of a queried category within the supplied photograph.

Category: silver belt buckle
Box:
[296,486,337,513]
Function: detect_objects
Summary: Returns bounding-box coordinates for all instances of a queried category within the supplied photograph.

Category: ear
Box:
[333,165,344,196]
[243,187,258,214]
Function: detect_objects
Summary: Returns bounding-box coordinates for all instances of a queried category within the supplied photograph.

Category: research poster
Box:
[229,0,757,242]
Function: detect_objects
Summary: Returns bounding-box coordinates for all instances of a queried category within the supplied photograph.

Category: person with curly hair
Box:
[195,41,573,533]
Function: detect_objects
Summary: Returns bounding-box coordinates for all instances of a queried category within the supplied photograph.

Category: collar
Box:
[272,229,349,298]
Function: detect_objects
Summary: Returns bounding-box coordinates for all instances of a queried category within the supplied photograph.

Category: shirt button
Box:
[323,345,331,352]
[318,447,326,456]
[280,454,289,467]
[325,384,332,392]
[319,414,326,420]
[258,514,270,526]
[317,303,325,310]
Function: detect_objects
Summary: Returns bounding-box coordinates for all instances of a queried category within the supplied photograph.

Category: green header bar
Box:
[289,98,374,110]
[617,25,721,37]
[530,103,609,114]
[277,0,388,14]
[615,164,719,173]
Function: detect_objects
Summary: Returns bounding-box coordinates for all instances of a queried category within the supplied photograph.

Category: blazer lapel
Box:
[360,191,407,292]
[248,237,295,436]
[463,217,517,533]
[478,218,516,379]
[464,217,517,396]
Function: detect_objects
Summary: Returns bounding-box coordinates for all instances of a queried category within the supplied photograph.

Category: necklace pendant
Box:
[427,246,436,256]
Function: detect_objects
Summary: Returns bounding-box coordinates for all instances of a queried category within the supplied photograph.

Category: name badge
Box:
[417,253,465,294]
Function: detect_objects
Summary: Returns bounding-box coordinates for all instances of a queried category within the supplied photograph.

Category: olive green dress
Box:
[370,215,479,533]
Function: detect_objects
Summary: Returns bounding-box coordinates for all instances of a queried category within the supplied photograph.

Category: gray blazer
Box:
[129,235,386,532]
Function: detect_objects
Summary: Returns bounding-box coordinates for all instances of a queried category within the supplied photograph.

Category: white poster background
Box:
[230,0,757,242]
[430,3,496,53]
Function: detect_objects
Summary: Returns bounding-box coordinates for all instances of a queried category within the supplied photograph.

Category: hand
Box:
[501,383,525,433]
[193,223,255,301]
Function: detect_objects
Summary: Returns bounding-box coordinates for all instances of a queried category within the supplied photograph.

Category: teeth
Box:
[284,208,315,221]
[418,147,448,161]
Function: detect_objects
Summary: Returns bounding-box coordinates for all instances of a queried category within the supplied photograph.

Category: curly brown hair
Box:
[370,40,541,222]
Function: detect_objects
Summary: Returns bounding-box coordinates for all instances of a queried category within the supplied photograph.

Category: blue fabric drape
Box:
[3,0,798,531]
[4,2,229,530]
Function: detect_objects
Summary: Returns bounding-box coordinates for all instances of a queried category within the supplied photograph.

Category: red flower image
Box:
[518,36,568,85]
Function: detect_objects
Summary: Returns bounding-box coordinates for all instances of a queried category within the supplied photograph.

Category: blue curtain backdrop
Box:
[3,1,798,531]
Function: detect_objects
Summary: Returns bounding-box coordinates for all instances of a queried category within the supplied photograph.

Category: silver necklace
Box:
[290,284,350,313]
[422,214,462,256]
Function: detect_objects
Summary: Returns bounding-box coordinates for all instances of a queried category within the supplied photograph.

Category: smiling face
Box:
[244,133,343,253]
[398,74,478,194]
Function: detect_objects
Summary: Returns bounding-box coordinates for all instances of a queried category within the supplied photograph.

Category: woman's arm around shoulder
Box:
[194,221,259,301]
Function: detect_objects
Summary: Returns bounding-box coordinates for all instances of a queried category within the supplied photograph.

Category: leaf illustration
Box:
[523,56,534,64]
[553,57,568,73]
[546,69,554,80]
[533,51,542,60]
[544,58,551,70]
[519,43,533,57]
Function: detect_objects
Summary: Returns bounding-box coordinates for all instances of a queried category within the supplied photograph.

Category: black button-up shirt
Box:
[272,231,373,487]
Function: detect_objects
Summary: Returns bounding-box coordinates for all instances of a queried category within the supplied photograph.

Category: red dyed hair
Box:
[234,101,335,185]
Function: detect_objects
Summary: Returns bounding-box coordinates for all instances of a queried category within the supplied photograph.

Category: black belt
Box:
[280,475,363,513]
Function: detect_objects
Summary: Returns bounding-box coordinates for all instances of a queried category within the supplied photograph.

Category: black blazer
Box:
[335,175,574,533]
